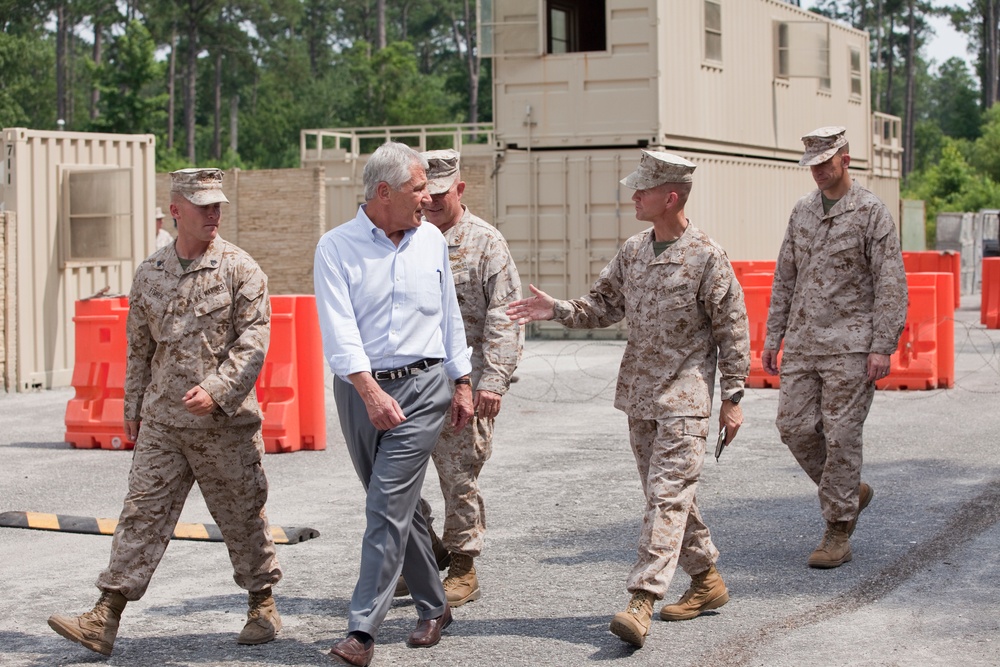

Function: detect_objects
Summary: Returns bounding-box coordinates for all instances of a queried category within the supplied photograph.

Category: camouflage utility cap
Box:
[621,151,696,190]
[424,149,461,194]
[170,168,230,205]
[799,126,848,166]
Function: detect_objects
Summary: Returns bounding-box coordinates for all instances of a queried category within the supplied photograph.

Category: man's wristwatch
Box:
[454,376,472,386]
[726,390,744,405]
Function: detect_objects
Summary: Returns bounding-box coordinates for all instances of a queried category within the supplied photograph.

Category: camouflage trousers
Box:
[96,419,282,600]
[424,415,494,557]
[776,353,875,523]
[625,416,718,599]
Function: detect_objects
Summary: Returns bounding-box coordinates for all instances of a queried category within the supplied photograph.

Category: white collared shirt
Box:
[314,205,472,381]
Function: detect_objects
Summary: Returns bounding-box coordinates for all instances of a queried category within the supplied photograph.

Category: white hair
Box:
[363,142,428,200]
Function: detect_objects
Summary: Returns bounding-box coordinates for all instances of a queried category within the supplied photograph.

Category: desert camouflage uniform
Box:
[765,180,907,523]
[98,236,281,600]
[553,224,749,598]
[429,206,522,557]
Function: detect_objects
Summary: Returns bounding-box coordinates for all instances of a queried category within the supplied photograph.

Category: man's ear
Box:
[376,181,392,202]
[841,153,851,168]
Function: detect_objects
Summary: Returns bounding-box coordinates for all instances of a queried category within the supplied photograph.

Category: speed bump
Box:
[0,511,319,544]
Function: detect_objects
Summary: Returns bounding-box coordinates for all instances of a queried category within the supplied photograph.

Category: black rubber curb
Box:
[0,511,319,544]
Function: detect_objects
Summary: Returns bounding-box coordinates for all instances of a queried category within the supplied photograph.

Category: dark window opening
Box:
[546,0,606,54]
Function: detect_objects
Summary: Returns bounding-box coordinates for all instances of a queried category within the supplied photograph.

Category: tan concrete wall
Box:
[234,168,325,295]
[157,167,326,295]
[458,152,495,223]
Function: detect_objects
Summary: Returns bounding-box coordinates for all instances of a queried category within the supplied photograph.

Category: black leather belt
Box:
[372,358,442,381]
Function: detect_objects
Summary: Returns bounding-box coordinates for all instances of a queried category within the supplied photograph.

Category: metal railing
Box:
[301,123,495,165]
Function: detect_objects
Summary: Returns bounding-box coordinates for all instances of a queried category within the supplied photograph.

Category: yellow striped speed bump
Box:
[0,511,319,544]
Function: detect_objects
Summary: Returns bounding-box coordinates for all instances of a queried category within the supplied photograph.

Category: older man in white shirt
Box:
[314,141,473,667]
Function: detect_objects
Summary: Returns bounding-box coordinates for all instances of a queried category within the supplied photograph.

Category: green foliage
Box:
[88,20,167,135]
[336,41,461,128]
[0,31,56,128]
[969,104,1000,182]
[928,57,981,140]
[903,138,1000,245]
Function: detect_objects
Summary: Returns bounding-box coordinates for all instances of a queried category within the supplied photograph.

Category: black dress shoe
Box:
[407,605,452,648]
[329,634,374,666]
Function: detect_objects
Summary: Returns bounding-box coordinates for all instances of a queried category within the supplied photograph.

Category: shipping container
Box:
[0,128,156,391]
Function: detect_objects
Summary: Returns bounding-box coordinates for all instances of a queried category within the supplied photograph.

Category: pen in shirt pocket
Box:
[436,269,442,284]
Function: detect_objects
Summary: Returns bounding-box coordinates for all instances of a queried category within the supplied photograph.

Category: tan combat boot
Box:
[443,554,481,607]
[238,588,282,645]
[659,564,730,621]
[846,482,874,537]
[808,521,852,568]
[48,590,128,656]
[609,590,655,648]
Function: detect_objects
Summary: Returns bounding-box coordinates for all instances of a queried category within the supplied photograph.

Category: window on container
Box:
[704,1,722,63]
[818,36,831,90]
[774,21,829,80]
[546,0,605,54]
[62,167,132,262]
[850,46,863,98]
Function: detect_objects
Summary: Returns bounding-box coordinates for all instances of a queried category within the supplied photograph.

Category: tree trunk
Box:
[186,19,199,162]
[903,0,916,175]
[229,94,239,155]
[56,2,67,125]
[377,0,386,49]
[168,27,177,150]
[91,20,102,120]
[988,0,999,107]
[873,0,884,112]
[462,0,479,126]
[885,14,896,115]
[213,50,222,160]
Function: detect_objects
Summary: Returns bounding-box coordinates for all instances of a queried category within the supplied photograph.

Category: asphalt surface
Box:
[1,297,998,667]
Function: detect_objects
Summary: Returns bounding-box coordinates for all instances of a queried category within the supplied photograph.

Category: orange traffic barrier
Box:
[64,295,326,453]
[982,258,1000,328]
[875,272,956,390]
[736,272,780,389]
[927,272,956,388]
[902,251,960,305]
[730,260,776,286]
[256,295,327,453]
[64,297,133,450]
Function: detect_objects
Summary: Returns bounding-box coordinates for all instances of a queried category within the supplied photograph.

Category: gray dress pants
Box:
[334,364,451,637]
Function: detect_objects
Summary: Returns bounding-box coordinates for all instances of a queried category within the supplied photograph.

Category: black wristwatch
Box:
[726,390,744,405]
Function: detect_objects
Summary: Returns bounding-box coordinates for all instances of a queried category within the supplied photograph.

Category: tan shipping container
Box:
[487,0,873,167]
[1,128,156,391]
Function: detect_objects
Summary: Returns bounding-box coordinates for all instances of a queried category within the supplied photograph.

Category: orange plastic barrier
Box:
[734,270,954,392]
[982,257,1000,328]
[730,260,776,286]
[737,272,780,389]
[902,251,960,305]
[64,295,327,454]
[256,295,327,454]
[64,297,133,450]
[875,272,955,391]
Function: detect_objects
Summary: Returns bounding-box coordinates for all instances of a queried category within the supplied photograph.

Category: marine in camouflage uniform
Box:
[763,127,907,569]
[48,168,282,657]
[507,151,750,648]
[415,150,522,607]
